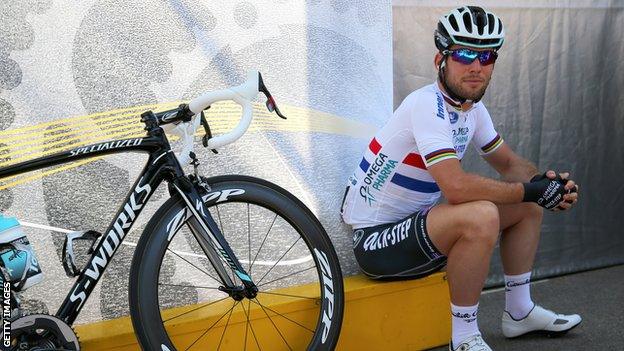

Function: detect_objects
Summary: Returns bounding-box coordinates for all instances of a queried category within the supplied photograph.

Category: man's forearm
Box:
[501,157,539,183]
[444,172,524,205]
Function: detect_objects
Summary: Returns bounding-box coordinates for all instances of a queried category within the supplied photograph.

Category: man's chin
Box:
[460,85,487,101]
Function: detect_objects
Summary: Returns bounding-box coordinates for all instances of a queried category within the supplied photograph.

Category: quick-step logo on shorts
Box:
[362,217,412,251]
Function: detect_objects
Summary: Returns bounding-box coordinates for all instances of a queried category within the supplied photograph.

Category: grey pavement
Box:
[429,264,624,351]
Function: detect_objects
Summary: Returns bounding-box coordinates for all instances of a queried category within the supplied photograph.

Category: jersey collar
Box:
[434,81,477,112]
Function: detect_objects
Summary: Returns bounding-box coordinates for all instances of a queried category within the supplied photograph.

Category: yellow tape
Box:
[0,101,376,189]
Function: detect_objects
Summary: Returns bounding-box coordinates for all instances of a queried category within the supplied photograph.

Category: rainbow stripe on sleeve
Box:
[424,148,457,165]
[481,134,503,154]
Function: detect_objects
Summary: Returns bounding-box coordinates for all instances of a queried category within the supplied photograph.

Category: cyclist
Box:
[341,6,580,351]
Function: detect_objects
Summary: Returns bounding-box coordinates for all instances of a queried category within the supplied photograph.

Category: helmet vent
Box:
[498,18,503,34]
[463,12,472,32]
[449,15,459,32]
[487,14,495,34]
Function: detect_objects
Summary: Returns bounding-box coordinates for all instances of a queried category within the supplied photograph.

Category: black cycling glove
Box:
[522,174,566,210]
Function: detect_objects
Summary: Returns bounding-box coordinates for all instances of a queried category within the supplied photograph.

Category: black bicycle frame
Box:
[0,111,256,325]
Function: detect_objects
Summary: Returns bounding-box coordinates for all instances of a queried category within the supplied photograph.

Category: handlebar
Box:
[153,70,285,165]
[188,70,258,149]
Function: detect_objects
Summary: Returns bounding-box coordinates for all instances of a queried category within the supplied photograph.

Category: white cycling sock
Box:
[504,271,534,319]
[451,302,481,348]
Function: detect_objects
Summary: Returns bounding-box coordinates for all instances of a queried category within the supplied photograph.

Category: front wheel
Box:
[129,175,344,350]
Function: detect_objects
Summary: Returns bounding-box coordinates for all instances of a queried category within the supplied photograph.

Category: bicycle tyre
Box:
[129,175,344,351]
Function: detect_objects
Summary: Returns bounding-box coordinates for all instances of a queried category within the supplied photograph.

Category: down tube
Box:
[56,158,166,324]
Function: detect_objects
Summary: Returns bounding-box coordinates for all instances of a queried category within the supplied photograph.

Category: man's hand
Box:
[529,170,579,211]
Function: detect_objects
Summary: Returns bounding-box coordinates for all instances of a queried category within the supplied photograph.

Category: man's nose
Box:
[467,58,482,72]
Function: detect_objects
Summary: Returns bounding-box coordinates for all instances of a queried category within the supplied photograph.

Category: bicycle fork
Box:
[170,177,258,301]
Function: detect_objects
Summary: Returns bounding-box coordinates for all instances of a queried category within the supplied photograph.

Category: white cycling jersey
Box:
[341,82,504,229]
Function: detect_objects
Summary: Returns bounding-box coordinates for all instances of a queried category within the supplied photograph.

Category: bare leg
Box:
[497,203,543,275]
[426,201,500,306]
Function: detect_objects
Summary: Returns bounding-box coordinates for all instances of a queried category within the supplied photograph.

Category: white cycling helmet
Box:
[434,6,505,51]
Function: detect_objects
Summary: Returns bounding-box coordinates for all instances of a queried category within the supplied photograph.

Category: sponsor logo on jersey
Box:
[452,127,469,136]
[359,152,398,206]
[359,185,375,205]
[449,111,459,124]
[362,217,412,251]
[435,93,445,119]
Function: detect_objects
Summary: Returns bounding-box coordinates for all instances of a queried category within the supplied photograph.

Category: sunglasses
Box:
[444,48,498,66]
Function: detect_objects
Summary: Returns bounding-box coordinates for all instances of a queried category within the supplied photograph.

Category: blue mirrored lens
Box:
[452,49,479,64]
[450,49,497,65]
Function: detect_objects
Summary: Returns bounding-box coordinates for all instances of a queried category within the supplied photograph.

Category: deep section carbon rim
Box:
[144,180,341,351]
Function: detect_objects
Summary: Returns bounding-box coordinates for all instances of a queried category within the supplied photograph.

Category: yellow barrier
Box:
[75,272,450,350]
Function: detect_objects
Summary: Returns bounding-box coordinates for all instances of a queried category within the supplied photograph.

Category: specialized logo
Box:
[352,229,364,248]
[449,111,459,124]
[362,217,412,251]
[70,138,143,156]
[359,153,398,206]
[70,178,152,310]
[314,248,335,344]
[435,93,445,120]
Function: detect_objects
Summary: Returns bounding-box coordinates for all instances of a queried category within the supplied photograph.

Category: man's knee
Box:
[525,202,543,221]
[460,200,500,244]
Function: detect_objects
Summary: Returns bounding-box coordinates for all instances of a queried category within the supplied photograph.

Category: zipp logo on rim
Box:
[314,248,335,344]
[201,189,245,204]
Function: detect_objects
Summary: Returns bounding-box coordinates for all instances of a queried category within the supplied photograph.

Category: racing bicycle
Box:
[0,71,344,350]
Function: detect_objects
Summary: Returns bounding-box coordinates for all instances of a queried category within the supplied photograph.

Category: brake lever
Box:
[200,109,218,154]
[258,72,287,119]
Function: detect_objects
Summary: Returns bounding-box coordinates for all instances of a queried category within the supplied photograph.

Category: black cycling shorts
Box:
[352,209,447,280]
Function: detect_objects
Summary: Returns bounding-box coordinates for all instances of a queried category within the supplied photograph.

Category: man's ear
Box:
[434,52,443,70]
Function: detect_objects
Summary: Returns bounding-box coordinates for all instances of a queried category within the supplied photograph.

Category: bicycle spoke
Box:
[166,248,221,283]
[258,266,316,288]
[159,283,221,290]
[257,291,319,301]
[247,203,252,274]
[256,237,301,286]
[253,299,294,351]
[249,212,278,274]
[251,298,315,334]
[163,296,230,324]
[242,299,262,351]
[183,301,239,351]
[217,302,236,351]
